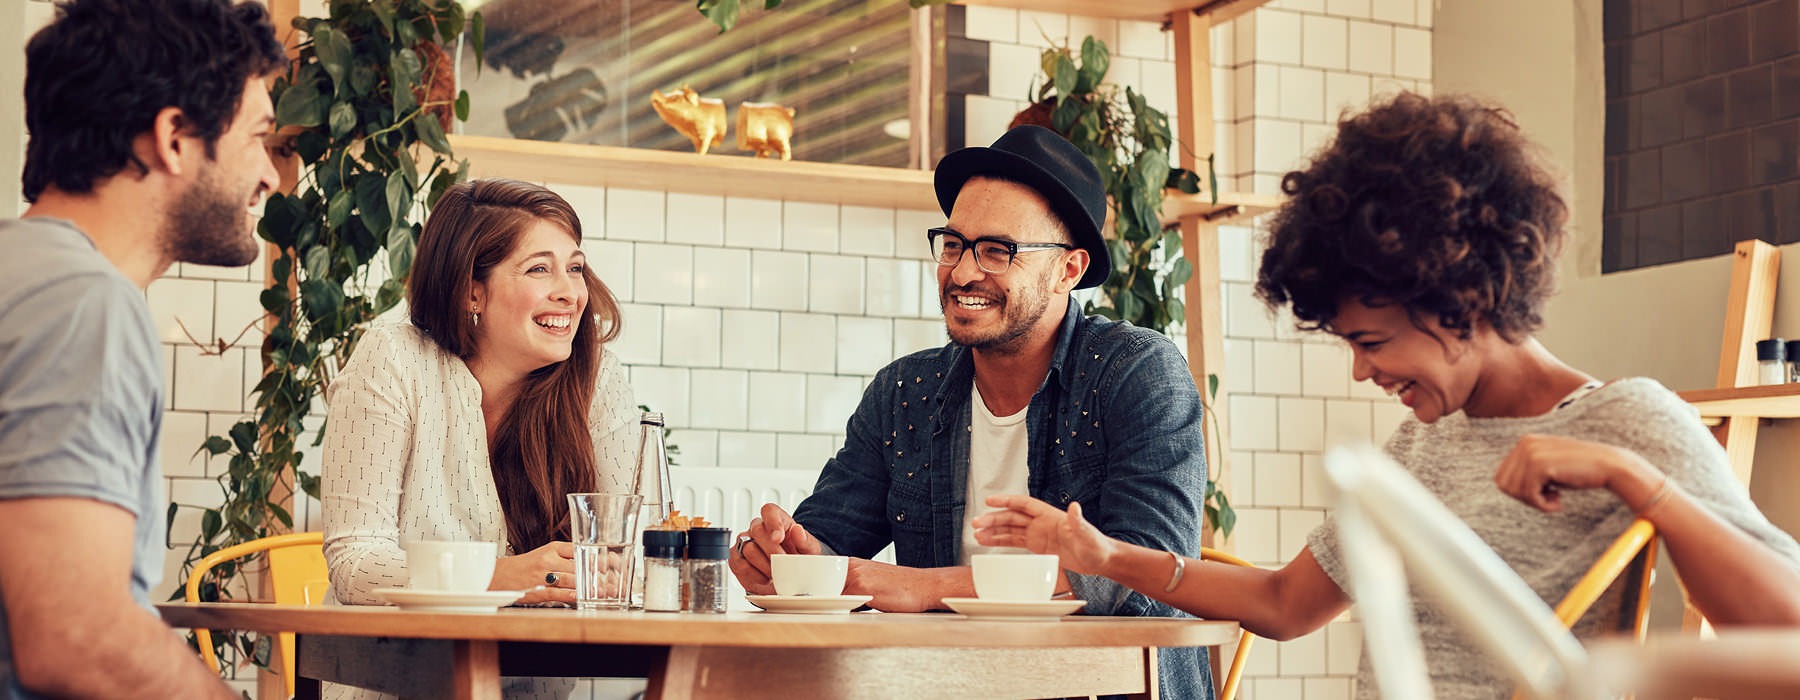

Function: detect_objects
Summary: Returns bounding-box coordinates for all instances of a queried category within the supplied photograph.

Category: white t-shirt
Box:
[960,381,1031,564]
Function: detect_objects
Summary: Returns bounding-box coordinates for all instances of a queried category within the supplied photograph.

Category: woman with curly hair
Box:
[975,92,1800,699]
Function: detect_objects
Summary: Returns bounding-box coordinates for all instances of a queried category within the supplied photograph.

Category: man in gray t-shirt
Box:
[0,1,283,696]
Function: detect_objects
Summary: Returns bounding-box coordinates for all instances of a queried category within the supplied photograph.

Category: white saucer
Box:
[941,597,1086,620]
[373,588,528,612]
[745,594,873,614]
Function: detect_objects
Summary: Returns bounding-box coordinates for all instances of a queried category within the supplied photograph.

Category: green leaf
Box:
[327,190,352,230]
[229,421,258,455]
[764,0,782,8]
[1167,167,1201,194]
[698,0,741,32]
[387,224,417,278]
[349,65,378,98]
[260,286,290,315]
[201,509,222,541]
[1052,53,1077,97]
[200,435,233,456]
[300,279,346,323]
[328,101,357,139]
[1075,37,1108,93]
[454,90,471,122]
[470,12,486,69]
[391,49,421,115]
[314,27,352,96]
[304,245,332,280]
[269,502,293,529]
[274,82,324,128]
[415,112,453,156]
[1213,489,1236,537]
[165,502,179,534]
[385,170,412,228]
[1207,373,1220,401]
[1168,256,1193,287]
[371,0,397,36]
[355,174,391,238]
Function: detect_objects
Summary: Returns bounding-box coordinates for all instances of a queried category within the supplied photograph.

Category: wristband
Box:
[1162,550,1185,593]
[1637,474,1675,516]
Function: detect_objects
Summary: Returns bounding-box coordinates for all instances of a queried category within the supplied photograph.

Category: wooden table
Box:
[158,602,1238,700]
[1587,629,1800,700]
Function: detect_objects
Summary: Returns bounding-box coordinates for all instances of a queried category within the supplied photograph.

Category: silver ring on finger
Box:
[545,572,559,586]
[735,535,752,558]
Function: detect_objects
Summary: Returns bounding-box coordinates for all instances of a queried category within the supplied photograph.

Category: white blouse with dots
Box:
[320,319,640,604]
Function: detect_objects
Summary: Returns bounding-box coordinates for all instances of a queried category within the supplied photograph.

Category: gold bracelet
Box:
[1162,550,1185,593]
[1637,474,1674,515]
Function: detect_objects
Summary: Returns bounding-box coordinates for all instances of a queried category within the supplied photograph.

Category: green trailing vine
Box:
[167,0,482,675]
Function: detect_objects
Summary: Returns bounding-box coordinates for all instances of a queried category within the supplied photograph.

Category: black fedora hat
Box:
[934,125,1110,289]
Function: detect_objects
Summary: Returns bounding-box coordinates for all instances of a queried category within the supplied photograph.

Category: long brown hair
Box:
[408,178,623,553]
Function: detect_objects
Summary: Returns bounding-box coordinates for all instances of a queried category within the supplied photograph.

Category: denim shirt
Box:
[793,298,1213,699]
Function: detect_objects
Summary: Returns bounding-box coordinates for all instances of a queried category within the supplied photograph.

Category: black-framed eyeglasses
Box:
[927,227,1075,274]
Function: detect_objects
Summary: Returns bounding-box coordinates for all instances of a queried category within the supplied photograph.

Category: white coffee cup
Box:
[403,540,497,593]
[770,554,849,597]
[971,553,1059,601]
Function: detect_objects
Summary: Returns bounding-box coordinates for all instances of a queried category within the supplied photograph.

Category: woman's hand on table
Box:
[972,495,1120,577]
[493,541,577,605]
[1494,434,1665,513]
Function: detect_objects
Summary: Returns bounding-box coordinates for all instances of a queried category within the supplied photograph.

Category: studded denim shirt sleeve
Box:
[1059,329,1208,619]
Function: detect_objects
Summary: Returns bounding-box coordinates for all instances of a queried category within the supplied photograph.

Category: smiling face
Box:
[470,219,590,377]
[165,77,279,267]
[1333,298,1492,424]
[938,178,1084,354]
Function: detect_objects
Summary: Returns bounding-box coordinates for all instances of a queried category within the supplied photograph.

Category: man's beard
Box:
[941,265,1055,354]
[165,167,260,267]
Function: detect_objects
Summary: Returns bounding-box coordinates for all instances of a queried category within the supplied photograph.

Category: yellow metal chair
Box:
[184,532,328,699]
[1551,518,1658,637]
[1201,547,1258,700]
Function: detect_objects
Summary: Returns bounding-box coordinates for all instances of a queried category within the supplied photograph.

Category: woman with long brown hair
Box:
[321,178,635,699]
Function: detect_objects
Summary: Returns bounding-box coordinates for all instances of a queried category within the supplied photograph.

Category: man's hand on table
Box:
[844,559,974,613]
[729,502,822,594]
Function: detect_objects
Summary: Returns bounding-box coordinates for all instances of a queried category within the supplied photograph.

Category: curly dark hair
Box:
[1254,92,1568,342]
[22,0,285,201]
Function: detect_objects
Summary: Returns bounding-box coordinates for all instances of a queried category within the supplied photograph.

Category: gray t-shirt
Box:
[1308,377,1800,700]
[0,218,165,698]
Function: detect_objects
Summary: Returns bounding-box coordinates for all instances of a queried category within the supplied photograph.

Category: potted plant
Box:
[1013,37,1234,538]
[168,0,483,676]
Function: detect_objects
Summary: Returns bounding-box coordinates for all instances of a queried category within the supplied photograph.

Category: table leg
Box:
[1123,647,1160,700]
[451,640,501,700]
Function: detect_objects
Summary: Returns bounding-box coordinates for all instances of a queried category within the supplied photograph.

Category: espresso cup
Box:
[770,554,849,597]
[971,553,1059,601]
[403,540,497,593]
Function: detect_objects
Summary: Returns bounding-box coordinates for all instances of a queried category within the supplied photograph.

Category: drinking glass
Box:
[567,493,643,610]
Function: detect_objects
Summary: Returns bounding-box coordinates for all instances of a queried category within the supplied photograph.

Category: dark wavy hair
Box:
[409,179,624,554]
[22,0,284,201]
[1255,92,1568,342]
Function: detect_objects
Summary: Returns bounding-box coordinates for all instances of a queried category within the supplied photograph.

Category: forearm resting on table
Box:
[1643,487,1800,625]
[1101,543,1346,641]
[0,498,236,698]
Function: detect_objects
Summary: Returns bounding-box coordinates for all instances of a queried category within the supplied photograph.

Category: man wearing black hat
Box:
[729,126,1211,698]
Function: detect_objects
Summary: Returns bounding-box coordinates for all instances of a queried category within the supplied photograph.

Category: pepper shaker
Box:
[684,527,732,614]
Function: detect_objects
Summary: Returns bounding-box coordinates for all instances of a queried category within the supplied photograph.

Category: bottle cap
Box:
[642,529,686,558]
[1787,339,1800,362]
[686,527,734,560]
[640,411,665,427]
[1757,339,1786,361]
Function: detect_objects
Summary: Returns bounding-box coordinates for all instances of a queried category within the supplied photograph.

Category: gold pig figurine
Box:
[650,86,727,155]
[737,102,796,160]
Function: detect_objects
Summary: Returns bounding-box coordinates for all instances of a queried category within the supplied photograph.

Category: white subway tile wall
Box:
[127,4,1434,697]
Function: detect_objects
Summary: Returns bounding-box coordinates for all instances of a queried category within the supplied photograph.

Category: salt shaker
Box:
[1757,339,1787,386]
[642,529,686,613]
[684,527,732,614]
[1786,340,1800,384]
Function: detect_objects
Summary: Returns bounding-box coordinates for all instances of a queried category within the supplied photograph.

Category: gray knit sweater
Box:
[1308,378,1800,699]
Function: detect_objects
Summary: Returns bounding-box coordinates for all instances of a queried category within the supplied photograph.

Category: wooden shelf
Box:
[955,0,1268,24]
[451,134,1281,223]
[1679,384,1800,422]
[451,134,939,211]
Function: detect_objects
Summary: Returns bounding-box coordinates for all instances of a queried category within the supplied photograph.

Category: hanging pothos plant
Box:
[697,0,948,32]
[1014,37,1233,538]
[166,0,482,675]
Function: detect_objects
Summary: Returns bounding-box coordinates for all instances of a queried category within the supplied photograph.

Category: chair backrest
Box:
[1201,547,1258,700]
[1552,518,1657,635]
[185,531,327,698]
[1321,445,1600,700]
